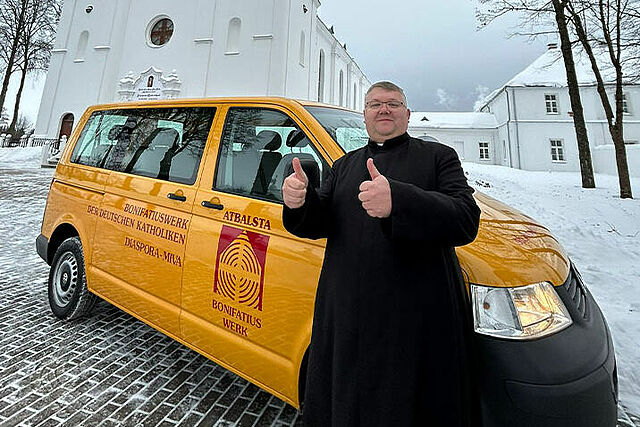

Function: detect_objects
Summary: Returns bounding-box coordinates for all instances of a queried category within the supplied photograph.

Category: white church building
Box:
[408,44,640,177]
[34,0,369,142]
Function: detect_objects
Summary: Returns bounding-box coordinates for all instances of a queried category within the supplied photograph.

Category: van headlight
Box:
[471,282,572,340]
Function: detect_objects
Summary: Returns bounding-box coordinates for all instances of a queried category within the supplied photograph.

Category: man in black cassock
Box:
[282,81,481,426]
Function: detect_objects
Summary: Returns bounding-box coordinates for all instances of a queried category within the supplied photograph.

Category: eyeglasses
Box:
[364,100,405,111]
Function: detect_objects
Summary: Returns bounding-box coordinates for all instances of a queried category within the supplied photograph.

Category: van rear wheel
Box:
[48,236,96,320]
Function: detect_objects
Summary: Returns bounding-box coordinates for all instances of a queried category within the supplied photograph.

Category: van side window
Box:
[214,107,327,203]
[70,107,216,185]
[70,112,119,168]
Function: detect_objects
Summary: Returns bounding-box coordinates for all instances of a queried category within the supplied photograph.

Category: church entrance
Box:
[58,113,74,140]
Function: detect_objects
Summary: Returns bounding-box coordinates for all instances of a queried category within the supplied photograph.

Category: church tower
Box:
[35,0,369,140]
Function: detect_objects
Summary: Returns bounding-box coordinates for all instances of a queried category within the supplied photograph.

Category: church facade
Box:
[35,0,369,141]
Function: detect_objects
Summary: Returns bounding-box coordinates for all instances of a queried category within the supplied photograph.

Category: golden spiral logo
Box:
[216,231,262,310]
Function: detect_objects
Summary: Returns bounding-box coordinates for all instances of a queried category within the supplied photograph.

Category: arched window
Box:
[353,83,357,109]
[75,31,89,61]
[317,50,325,102]
[226,17,241,53]
[339,70,344,107]
[299,31,305,65]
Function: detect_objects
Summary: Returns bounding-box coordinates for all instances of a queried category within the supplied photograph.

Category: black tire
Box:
[48,236,97,320]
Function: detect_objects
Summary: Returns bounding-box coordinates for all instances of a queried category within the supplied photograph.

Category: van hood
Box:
[456,192,570,288]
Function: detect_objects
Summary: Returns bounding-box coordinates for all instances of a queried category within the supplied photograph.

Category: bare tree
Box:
[13,114,32,140]
[8,0,60,133]
[0,0,28,114]
[564,0,635,198]
[477,0,596,188]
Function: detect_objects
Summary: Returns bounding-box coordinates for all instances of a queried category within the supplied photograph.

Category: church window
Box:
[545,94,558,114]
[317,50,325,102]
[353,83,357,109]
[502,140,508,163]
[479,141,490,160]
[299,31,305,65]
[149,18,174,46]
[75,31,89,61]
[339,71,344,107]
[226,17,241,54]
[550,139,565,162]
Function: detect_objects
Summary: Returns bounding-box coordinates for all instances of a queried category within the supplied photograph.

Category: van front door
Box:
[90,106,217,337]
[181,105,328,404]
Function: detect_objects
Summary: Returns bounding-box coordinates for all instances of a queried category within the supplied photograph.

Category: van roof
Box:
[88,97,360,113]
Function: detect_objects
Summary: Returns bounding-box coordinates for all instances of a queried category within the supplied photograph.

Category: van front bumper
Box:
[476,265,617,427]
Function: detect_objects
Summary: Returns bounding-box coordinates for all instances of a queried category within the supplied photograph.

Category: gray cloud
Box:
[318,0,551,112]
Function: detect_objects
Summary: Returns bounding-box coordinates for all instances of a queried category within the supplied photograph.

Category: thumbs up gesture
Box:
[283,157,309,209]
[358,158,392,218]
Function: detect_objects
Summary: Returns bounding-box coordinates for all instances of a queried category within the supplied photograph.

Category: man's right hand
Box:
[282,157,308,209]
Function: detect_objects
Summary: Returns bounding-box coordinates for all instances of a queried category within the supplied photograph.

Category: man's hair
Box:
[365,81,407,105]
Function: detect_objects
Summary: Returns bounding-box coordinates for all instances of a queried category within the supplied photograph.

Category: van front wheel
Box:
[48,237,96,320]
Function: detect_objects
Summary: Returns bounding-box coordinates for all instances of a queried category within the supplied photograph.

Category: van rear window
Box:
[70,107,216,185]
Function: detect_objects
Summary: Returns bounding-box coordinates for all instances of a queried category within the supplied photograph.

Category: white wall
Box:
[484,84,640,176]
[407,127,496,164]
[35,0,370,140]
[592,144,640,176]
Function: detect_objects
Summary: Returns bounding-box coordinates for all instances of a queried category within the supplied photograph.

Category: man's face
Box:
[363,88,411,142]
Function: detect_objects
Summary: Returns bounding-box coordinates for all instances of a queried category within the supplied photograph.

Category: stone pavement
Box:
[0,166,301,427]
[0,160,638,427]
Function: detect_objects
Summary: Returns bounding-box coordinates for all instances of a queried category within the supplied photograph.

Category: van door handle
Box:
[168,192,187,202]
[201,200,224,210]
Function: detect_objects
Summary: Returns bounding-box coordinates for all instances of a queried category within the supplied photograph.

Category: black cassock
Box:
[283,133,481,427]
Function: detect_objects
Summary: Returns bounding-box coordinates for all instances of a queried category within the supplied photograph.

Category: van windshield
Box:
[304,107,369,153]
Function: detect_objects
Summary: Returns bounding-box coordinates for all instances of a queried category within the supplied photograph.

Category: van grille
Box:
[563,267,589,320]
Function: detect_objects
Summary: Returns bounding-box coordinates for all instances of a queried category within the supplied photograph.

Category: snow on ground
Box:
[464,161,640,415]
[0,146,43,169]
[1,147,638,417]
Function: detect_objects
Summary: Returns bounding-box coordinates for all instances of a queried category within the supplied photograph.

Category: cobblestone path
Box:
[0,167,302,427]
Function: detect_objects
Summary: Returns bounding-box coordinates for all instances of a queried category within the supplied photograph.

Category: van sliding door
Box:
[89,106,216,337]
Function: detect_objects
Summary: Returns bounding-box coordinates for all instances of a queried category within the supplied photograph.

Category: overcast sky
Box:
[318,0,552,112]
[3,0,554,126]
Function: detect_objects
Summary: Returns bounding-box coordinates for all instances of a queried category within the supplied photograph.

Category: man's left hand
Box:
[358,158,392,218]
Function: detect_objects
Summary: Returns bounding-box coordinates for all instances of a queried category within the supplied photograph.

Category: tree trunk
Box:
[0,47,19,115]
[612,67,632,198]
[552,0,596,188]
[8,65,27,133]
[610,0,632,199]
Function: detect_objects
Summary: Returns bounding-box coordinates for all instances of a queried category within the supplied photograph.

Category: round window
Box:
[149,18,174,46]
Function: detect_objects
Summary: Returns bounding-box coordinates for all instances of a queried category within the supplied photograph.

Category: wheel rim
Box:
[53,252,79,307]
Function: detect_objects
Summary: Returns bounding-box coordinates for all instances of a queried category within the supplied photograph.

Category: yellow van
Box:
[36,98,617,426]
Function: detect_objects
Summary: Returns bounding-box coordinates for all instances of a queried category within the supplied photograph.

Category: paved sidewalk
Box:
[0,167,301,427]
[0,162,638,427]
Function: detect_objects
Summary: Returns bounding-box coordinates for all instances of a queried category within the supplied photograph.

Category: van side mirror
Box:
[284,158,320,189]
